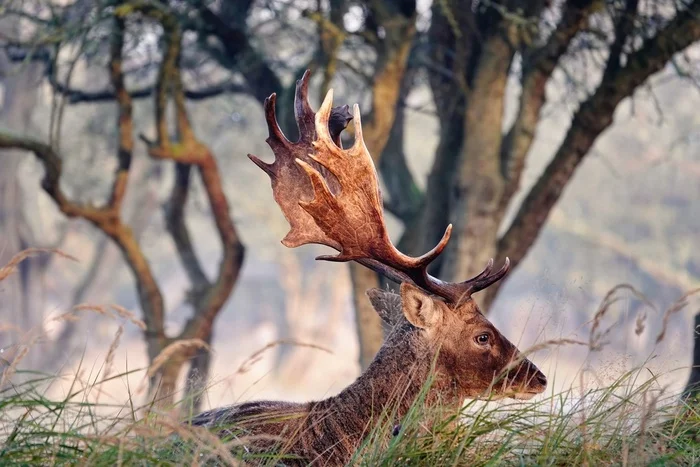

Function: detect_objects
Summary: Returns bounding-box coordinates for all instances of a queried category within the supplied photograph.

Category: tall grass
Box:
[1,250,700,465]
[1,365,699,465]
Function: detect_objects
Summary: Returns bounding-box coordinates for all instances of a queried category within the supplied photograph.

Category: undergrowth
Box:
[0,366,699,466]
[2,251,700,465]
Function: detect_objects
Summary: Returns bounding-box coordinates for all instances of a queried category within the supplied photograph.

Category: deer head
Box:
[368,284,546,401]
[248,70,546,403]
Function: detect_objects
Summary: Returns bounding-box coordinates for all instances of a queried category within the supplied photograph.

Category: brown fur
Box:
[190,285,546,465]
[191,71,547,465]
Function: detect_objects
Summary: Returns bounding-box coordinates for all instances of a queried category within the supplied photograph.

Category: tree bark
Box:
[183,332,213,414]
[150,357,186,409]
[489,0,700,307]
[396,0,473,267]
[441,31,515,286]
[143,10,244,405]
[0,38,49,372]
[498,0,596,219]
[684,311,700,400]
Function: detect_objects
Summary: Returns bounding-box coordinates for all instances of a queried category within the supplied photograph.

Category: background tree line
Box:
[1,0,699,411]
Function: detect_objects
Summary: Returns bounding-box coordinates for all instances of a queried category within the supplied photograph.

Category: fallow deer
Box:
[189,71,547,465]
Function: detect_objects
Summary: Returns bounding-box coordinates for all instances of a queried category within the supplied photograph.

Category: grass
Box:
[2,251,700,465]
[0,363,699,466]
[351,366,700,466]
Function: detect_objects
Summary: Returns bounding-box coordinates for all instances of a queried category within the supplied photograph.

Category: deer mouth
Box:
[511,391,542,401]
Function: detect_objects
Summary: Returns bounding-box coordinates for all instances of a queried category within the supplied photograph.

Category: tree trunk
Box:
[150,357,186,409]
[350,263,384,369]
[491,3,700,307]
[348,14,416,370]
[183,332,213,414]
[441,33,514,289]
[684,311,700,400]
[0,43,46,372]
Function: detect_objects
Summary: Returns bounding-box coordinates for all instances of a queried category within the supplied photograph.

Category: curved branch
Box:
[138,9,244,344]
[194,0,283,102]
[0,15,169,358]
[490,0,700,305]
[499,0,597,215]
[165,164,210,290]
[48,78,248,104]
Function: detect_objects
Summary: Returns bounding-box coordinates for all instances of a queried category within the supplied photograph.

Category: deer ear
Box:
[400,282,441,329]
[366,288,403,326]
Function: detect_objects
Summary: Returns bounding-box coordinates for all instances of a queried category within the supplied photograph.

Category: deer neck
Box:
[320,323,436,438]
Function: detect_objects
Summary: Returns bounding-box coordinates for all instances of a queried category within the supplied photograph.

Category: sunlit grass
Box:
[2,250,700,465]
[352,365,700,466]
[0,364,699,466]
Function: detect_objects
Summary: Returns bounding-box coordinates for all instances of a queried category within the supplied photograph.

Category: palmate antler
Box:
[248,70,509,304]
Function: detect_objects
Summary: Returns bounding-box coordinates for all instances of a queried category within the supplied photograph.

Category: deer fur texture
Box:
[189,71,547,465]
[191,284,547,465]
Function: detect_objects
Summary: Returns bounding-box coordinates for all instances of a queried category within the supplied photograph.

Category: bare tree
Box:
[0,4,245,410]
[382,0,700,366]
[3,0,699,376]
[0,18,58,373]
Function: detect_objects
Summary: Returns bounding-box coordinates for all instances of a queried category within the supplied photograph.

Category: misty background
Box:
[0,0,699,412]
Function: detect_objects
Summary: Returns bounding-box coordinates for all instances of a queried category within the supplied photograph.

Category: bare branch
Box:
[193,0,283,102]
[109,14,133,211]
[0,14,169,360]
[499,0,597,215]
[164,164,210,290]
[48,77,248,103]
[135,7,244,344]
[493,0,700,303]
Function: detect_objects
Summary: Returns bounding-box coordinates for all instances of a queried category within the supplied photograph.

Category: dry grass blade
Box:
[635,311,647,336]
[72,304,111,316]
[102,325,124,383]
[236,339,332,375]
[656,287,700,343]
[0,248,77,282]
[590,284,656,350]
[498,338,589,376]
[0,345,29,386]
[110,304,146,330]
[147,339,211,378]
[61,304,146,330]
[157,416,244,466]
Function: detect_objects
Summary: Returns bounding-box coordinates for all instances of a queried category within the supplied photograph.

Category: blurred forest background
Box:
[0,0,699,414]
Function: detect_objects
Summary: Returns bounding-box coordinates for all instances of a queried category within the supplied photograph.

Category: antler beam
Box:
[249,70,510,304]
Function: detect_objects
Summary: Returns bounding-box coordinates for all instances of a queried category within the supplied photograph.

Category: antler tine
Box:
[294,70,316,141]
[315,89,335,143]
[460,258,510,296]
[248,71,355,252]
[252,71,511,305]
[469,259,495,283]
[263,93,290,151]
[412,224,452,269]
[350,103,365,153]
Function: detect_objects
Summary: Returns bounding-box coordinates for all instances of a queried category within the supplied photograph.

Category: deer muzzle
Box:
[504,357,547,400]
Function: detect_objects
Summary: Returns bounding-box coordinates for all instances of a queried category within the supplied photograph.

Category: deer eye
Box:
[475,333,490,346]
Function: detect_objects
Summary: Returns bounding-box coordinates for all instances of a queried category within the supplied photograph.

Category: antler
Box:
[248,70,509,304]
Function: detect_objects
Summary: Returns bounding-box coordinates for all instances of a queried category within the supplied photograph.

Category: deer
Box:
[188,70,547,465]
